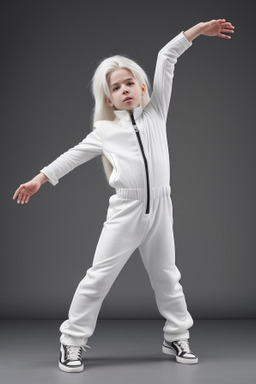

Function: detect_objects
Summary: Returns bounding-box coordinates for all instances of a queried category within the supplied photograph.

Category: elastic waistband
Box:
[115,185,171,200]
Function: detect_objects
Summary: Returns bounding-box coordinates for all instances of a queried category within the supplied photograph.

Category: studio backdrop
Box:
[2,0,255,319]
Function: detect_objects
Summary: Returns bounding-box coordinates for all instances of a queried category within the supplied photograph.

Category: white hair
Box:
[89,54,151,182]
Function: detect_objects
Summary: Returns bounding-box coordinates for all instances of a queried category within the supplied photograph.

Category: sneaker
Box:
[58,343,91,373]
[162,339,198,364]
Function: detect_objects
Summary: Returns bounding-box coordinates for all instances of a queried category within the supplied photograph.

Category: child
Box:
[13,19,234,373]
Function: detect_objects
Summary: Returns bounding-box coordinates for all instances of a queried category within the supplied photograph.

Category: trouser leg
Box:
[59,196,146,346]
[138,195,194,342]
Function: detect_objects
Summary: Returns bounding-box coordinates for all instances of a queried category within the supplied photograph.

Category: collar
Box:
[113,105,143,122]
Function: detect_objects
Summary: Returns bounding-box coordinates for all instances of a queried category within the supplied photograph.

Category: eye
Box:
[112,82,134,92]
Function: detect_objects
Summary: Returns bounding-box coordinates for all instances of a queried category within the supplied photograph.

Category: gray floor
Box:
[1,319,255,384]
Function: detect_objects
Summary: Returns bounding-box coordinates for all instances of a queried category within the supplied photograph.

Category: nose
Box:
[122,85,129,94]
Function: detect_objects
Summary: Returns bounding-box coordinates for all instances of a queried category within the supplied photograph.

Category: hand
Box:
[13,180,41,204]
[200,19,235,39]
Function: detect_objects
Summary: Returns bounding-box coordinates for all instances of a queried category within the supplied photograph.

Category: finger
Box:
[13,187,22,200]
[21,194,27,204]
[223,23,235,29]
[25,196,30,203]
[17,192,24,204]
[223,23,235,30]
[218,33,231,39]
[221,28,235,34]
[218,20,230,24]
[219,21,228,27]
[13,185,25,200]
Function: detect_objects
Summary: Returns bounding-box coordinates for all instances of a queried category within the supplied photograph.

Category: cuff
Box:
[180,31,193,48]
[40,167,59,186]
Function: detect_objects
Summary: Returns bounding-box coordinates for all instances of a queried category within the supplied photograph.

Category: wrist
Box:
[198,21,206,35]
[194,22,203,38]
[198,22,204,33]
[184,22,203,42]
[33,172,48,185]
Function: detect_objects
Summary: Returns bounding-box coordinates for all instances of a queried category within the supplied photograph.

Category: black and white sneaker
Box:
[58,343,91,373]
[162,339,198,364]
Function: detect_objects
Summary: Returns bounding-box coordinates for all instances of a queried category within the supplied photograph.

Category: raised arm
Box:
[149,19,234,123]
[149,30,193,123]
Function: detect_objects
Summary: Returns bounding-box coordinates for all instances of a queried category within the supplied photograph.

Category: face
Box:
[105,68,146,111]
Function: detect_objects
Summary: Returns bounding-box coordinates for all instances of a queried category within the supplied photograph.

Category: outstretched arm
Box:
[13,125,104,204]
[39,125,103,186]
[12,126,104,204]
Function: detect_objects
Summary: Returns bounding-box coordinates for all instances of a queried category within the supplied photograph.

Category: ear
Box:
[105,97,114,107]
[141,84,146,96]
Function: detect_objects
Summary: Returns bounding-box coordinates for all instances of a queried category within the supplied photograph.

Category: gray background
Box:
[2,0,255,319]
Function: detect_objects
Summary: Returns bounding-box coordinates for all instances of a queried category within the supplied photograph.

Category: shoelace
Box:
[176,340,191,353]
[66,344,91,360]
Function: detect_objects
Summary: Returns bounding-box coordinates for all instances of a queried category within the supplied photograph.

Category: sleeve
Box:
[150,31,193,123]
[40,125,103,186]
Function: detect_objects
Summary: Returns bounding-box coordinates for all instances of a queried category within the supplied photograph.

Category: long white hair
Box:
[89,54,151,183]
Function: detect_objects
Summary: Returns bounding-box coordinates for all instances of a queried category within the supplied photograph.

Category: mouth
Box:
[123,97,133,102]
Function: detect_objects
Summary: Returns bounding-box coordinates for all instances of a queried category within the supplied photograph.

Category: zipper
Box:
[130,111,150,214]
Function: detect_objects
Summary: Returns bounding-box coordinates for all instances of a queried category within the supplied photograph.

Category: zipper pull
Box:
[130,111,139,132]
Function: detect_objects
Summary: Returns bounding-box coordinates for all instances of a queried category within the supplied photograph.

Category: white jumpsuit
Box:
[40,31,194,347]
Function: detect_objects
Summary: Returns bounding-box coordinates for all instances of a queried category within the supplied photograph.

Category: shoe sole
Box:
[58,360,84,373]
[162,344,199,364]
